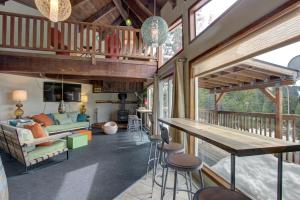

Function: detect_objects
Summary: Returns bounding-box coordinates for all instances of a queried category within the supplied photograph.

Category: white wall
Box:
[0,73,138,123]
[0,73,95,121]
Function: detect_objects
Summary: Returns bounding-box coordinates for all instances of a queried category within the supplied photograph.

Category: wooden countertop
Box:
[159,118,300,157]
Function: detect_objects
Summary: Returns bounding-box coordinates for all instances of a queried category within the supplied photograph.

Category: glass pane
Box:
[195,0,238,36]
[162,23,183,64]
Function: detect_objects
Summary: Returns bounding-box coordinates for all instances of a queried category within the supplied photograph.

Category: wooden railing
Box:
[0,11,156,60]
[199,110,300,163]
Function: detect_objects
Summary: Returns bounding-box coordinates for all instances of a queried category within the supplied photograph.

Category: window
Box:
[190,0,238,40]
[161,19,183,65]
[147,85,154,110]
[159,77,173,118]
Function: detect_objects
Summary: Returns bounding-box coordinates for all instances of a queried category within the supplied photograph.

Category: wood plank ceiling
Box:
[10,0,174,28]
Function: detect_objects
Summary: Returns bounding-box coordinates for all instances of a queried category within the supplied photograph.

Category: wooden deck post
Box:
[215,93,224,124]
[275,87,283,139]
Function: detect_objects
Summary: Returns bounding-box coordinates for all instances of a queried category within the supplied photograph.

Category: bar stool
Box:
[160,125,204,200]
[127,115,143,140]
[193,187,250,200]
[151,125,185,198]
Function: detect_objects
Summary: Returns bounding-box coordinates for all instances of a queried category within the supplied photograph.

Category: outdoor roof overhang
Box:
[197,58,299,93]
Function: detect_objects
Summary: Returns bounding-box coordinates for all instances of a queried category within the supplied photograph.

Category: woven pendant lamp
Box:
[141,0,168,48]
[35,0,72,22]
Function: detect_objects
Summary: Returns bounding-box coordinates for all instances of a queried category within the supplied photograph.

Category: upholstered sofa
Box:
[31,112,90,135]
[0,123,71,173]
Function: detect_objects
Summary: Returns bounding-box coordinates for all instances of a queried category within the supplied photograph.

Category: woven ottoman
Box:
[67,134,88,149]
[74,130,92,141]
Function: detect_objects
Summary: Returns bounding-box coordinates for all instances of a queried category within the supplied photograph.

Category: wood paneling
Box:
[0,51,157,79]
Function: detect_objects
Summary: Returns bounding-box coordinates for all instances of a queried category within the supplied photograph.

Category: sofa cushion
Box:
[67,112,79,123]
[24,123,52,146]
[52,113,73,125]
[45,122,89,134]
[32,113,54,127]
[28,139,66,161]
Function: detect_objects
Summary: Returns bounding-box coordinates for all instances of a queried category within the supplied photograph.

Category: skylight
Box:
[195,0,238,36]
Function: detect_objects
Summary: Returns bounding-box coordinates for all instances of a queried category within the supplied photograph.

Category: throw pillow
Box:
[24,123,52,146]
[67,111,79,123]
[32,113,54,127]
[15,120,35,128]
[9,120,18,127]
[52,113,73,125]
[47,113,59,125]
[77,114,87,122]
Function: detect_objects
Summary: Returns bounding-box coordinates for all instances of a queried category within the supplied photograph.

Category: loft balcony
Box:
[0,11,157,79]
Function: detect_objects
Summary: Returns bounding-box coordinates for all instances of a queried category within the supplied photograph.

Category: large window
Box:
[159,77,173,118]
[147,85,154,110]
[161,19,183,65]
[190,0,238,40]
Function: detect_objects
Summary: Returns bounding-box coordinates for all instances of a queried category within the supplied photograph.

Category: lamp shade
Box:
[12,90,27,102]
[35,0,72,22]
[141,16,168,48]
[81,95,88,103]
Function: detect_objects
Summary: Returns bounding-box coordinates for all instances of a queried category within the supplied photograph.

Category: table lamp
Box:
[12,90,27,119]
[80,95,88,114]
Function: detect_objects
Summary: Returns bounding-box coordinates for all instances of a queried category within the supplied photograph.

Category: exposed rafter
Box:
[112,0,128,20]
[84,2,116,23]
[124,0,152,22]
[112,16,123,25]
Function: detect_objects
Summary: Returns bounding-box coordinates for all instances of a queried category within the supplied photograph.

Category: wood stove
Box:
[117,93,129,123]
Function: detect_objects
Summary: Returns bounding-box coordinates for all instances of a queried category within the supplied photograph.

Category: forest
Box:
[198,86,300,114]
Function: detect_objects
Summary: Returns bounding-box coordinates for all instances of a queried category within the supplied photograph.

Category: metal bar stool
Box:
[193,187,250,200]
[127,115,143,141]
[160,125,204,200]
[146,113,161,178]
[151,125,185,199]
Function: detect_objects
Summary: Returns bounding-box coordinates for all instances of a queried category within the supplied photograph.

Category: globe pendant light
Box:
[141,0,168,48]
[35,0,72,22]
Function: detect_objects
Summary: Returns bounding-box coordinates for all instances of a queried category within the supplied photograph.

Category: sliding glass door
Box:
[160,77,173,118]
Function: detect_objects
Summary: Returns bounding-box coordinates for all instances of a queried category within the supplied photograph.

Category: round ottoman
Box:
[103,121,118,134]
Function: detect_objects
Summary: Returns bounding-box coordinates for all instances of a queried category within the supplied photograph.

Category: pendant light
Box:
[58,75,66,114]
[35,0,72,22]
[141,0,168,48]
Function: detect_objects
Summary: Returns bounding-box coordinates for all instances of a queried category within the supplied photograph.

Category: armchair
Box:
[0,124,71,173]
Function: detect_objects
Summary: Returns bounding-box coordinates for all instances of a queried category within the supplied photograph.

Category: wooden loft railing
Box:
[0,11,156,61]
[199,109,300,164]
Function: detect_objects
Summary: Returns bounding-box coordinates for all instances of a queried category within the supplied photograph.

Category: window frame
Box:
[189,0,239,43]
[159,16,184,68]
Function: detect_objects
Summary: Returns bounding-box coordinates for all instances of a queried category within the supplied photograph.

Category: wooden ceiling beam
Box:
[112,0,128,20]
[70,0,88,7]
[45,74,148,82]
[112,16,123,26]
[12,0,36,8]
[0,52,157,79]
[84,2,116,23]
[125,0,152,22]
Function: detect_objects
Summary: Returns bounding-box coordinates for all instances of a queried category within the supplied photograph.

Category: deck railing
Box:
[199,109,300,163]
[0,11,156,60]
